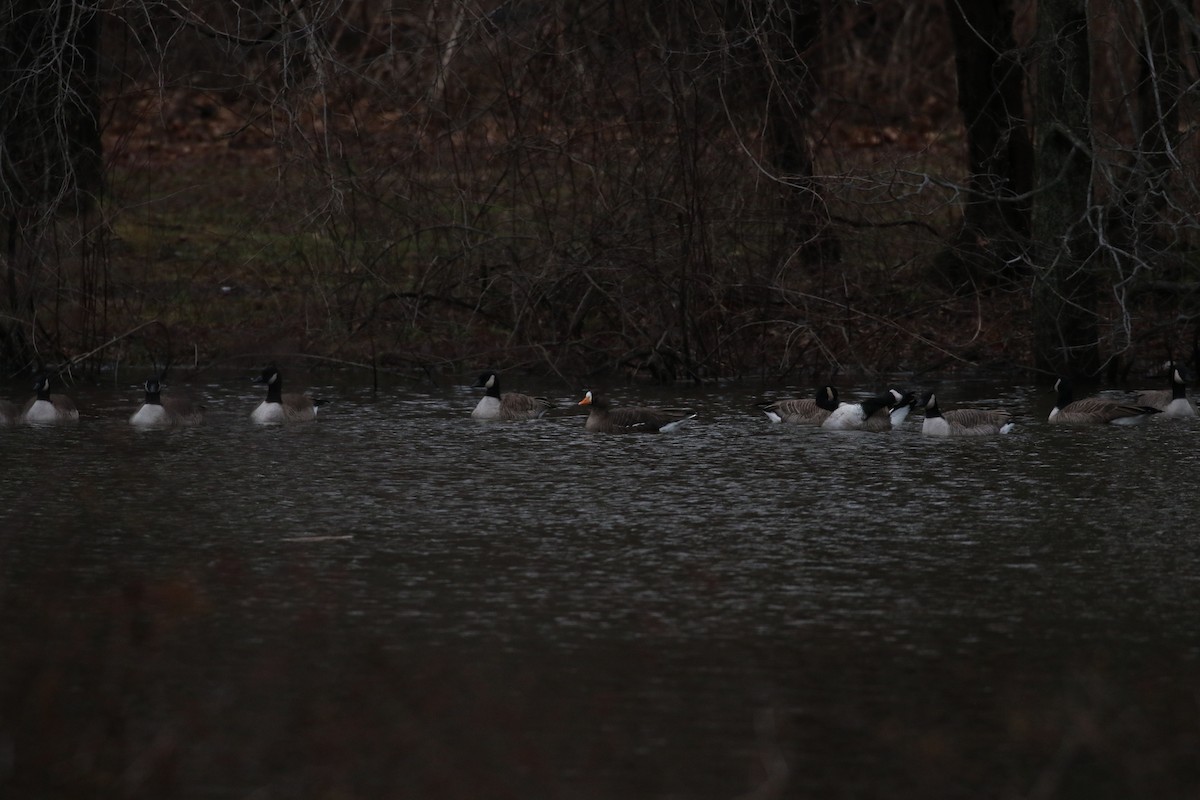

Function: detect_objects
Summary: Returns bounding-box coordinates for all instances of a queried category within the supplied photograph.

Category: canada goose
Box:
[921,393,1014,436]
[758,385,840,425]
[130,377,205,427]
[819,388,912,431]
[1134,367,1196,418]
[578,390,695,433]
[883,388,919,429]
[1,398,19,426]
[250,366,318,423]
[470,371,555,421]
[821,389,899,431]
[1049,378,1160,425]
[20,374,79,425]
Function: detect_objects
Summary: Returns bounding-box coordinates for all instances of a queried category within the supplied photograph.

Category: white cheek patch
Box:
[486,374,496,389]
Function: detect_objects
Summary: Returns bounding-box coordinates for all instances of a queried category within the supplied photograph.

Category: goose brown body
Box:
[759,386,839,425]
[1134,368,1196,418]
[20,375,79,425]
[921,394,1013,436]
[251,366,318,423]
[471,371,554,421]
[1049,378,1160,425]
[130,377,205,427]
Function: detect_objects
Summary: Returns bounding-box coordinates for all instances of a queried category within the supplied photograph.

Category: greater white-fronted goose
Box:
[921,393,1014,436]
[758,385,840,425]
[1049,378,1160,425]
[1135,367,1196,418]
[578,390,695,433]
[130,376,205,427]
[470,371,555,421]
[251,366,319,423]
[20,374,79,425]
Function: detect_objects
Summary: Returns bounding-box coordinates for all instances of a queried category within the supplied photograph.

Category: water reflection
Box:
[2,376,1200,798]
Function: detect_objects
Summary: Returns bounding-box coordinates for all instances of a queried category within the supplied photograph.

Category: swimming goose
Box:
[1049,378,1160,425]
[758,385,840,425]
[20,374,79,425]
[883,388,919,429]
[578,390,695,433]
[470,371,555,421]
[251,366,319,423]
[921,393,1014,436]
[821,389,899,431]
[1134,367,1196,418]
[130,376,205,427]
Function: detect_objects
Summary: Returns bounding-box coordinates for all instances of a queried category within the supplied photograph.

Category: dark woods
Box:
[1,0,1196,383]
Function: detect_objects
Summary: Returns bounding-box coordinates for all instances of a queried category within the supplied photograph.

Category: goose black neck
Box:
[860,396,889,417]
[1054,380,1073,409]
[266,380,283,403]
[485,380,501,399]
[144,389,163,405]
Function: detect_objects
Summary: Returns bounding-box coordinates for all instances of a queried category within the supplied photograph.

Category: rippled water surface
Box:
[3,374,1200,799]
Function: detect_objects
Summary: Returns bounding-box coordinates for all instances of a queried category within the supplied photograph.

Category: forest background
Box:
[2,0,1198,386]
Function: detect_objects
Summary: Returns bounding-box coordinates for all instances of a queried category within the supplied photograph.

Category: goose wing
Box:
[1062,397,1157,423]
[860,407,894,432]
[163,395,206,426]
[943,408,1011,434]
[760,397,826,424]
[1134,389,1170,410]
[499,391,555,420]
[607,406,695,432]
[281,393,318,421]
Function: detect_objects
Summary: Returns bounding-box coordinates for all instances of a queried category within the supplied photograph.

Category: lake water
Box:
[3,373,1200,799]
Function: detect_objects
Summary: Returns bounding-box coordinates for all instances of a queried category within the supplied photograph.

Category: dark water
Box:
[3,374,1200,799]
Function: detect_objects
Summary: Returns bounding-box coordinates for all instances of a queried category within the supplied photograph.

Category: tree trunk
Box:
[0,0,102,369]
[1113,0,1181,254]
[1031,0,1098,378]
[943,0,1033,280]
[724,0,839,265]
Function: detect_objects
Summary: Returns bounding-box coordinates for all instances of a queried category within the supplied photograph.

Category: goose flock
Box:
[1,365,1195,433]
[471,368,1195,435]
[1,366,318,428]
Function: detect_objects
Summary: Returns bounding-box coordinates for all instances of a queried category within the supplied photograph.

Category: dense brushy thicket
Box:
[3,0,1197,382]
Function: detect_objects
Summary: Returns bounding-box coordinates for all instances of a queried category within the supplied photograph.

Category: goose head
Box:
[253,366,281,386]
[471,371,499,390]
